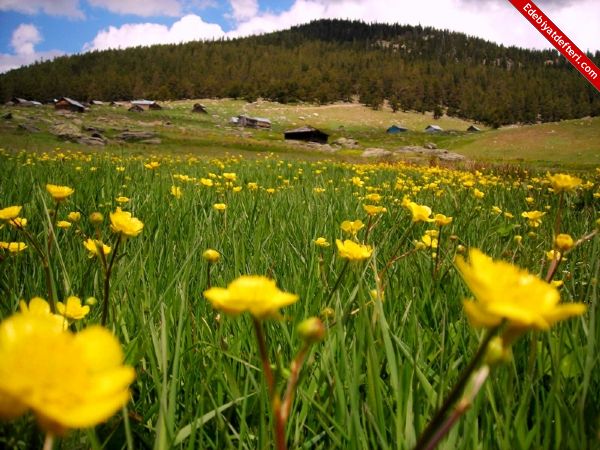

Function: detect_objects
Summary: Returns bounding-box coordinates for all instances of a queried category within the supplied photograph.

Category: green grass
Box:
[0,147,598,449]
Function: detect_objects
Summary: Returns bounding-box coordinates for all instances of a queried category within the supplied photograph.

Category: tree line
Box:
[1,19,598,127]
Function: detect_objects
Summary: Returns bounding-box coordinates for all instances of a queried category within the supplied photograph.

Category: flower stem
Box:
[326,259,350,304]
[101,235,121,326]
[414,327,498,450]
[43,434,54,450]
[281,343,310,422]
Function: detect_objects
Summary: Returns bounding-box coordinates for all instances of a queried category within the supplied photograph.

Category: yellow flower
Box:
[365,193,382,203]
[491,206,502,215]
[18,297,66,330]
[0,312,134,434]
[314,237,330,247]
[57,296,90,320]
[363,204,386,215]
[456,249,585,330]
[46,184,74,201]
[247,182,258,190]
[555,234,574,251]
[222,172,237,181]
[213,203,227,212]
[340,220,365,236]
[407,202,433,222]
[546,250,563,261]
[9,217,27,228]
[421,234,438,249]
[170,186,183,199]
[83,238,111,258]
[67,212,81,222]
[204,275,298,319]
[521,210,546,228]
[433,214,453,226]
[116,196,130,204]
[109,208,144,238]
[0,242,28,253]
[547,173,582,193]
[144,161,160,170]
[336,239,373,261]
[200,178,214,187]
[297,317,325,343]
[473,188,485,199]
[57,220,71,229]
[265,188,276,194]
[0,206,22,220]
[202,249,221,263]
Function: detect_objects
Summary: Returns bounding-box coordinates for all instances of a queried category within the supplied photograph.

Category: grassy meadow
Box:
[0,144,599,449]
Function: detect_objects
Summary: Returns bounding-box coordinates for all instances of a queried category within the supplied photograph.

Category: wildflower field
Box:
[0,146,599,450]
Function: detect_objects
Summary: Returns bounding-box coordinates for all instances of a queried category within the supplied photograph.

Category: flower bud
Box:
[203,249,221,263]
[297,317,325,344]
[484,336,512,366]
[554,234,574,251]
[90,212,104,225]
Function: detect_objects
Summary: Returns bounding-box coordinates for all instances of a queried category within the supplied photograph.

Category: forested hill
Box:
[1,19,599,127]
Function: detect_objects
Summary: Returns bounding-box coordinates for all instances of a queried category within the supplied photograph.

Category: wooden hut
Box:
[284,126,329,144]
[54,97,85,113]
[425,124,443,133]
[467,125,481,132]
[237,115,271,129]
[128,104,144,113]
[192,103,207,114]
[131,100,162,110]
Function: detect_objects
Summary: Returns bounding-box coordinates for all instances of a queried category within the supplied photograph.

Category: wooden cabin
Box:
[55,97,85,113]
[284,126,329,144]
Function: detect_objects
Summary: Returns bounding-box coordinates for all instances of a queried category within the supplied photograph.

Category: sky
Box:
[0,0,599,73]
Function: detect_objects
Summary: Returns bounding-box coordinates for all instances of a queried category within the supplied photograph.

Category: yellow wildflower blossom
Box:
[0,242,28,253]
[456,249,585,330]
[555,234,574,251]
[0,312,134,433]
[46,184,74,201]
[57,220,71,229]
[67,211,81,222]
[0,206,22,220]
[57,296,90,320]
[109,208,144,238]
[363,204,386,215]
[433,214,453,226]
[170,186,183,199]
[336,239,373,261]
[144,161,160,170]
[521,210,546,228]
[407,202,433,223]
[204,275,298,319]
[213,203,227,211]
[83,238,111,258]
[9,217,27,228]
[314,237,330,247]
[547,173,582,193]
[340,220,365,236]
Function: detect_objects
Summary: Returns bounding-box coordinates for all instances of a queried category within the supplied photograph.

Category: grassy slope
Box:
[1,99,599,167]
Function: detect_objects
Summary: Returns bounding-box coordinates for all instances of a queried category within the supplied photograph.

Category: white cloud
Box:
[87,0,183,17]
[0,0,83,18]
[84,14,225,51]
[11,24,42,55]
[0,24,63,73]
[229,0,259,21]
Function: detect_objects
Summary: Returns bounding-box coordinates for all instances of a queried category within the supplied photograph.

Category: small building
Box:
[131,100,162,110]
[425,125,443,133]
[236,115,271,129]
[387,125,408,134]
[55,97,85,113]
[128,104,144,113]
[9,97,41,107]
[192,103,207,114]
[284,126,329,144]
[467,125,481,132]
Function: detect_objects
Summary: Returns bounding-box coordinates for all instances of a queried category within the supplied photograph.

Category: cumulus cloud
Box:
[0,24,63,73]
[0,0,83,18]
[228,0,259,21]
[87,0,183,17]
[84,14,225,51]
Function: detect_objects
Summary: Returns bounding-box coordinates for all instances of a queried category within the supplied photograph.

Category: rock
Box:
[333,137,359,149]
[51,123,81,141]
[78,136,105,146]
[116,131,157,141]
[362,148,392,158]
[18,123,40,133]
[140,138,162,145]
[83,125,105,133]
[424,142,437,149]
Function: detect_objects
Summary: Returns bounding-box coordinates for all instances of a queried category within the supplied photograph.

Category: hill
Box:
[0,19,599,128]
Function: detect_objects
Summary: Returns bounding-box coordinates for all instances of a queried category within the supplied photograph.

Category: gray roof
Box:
[285,126,327,134]
[131,100,158,106]
[425,125,443,131]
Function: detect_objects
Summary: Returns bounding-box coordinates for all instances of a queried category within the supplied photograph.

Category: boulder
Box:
[424,142,437,149]
[361,148,392,158]
[116,131,157,141]
[78,136,105,146]
[51,123,81,141]
[18,123,40,133]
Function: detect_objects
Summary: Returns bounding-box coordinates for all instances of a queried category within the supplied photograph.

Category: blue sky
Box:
[1,0,599,73]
